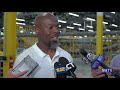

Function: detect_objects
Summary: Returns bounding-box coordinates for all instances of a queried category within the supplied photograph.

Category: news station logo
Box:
[102,69,112,73]
[55,67,65,72]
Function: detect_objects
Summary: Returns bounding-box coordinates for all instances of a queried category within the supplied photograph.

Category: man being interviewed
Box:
[6,12,74,78]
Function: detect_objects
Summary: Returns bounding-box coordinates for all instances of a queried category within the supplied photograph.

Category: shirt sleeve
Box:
[110,54,120,67]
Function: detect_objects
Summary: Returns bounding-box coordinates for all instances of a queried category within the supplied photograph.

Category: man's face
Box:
[37,16,60,49]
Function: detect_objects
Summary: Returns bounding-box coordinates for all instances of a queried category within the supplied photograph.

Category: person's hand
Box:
[91,69,106,78]
[5,68,28,78]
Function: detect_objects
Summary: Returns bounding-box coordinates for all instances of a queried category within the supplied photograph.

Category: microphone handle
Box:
[101,63,109,68]
[101,63,120,78]
[112,72,120,78]
[69,71,77,78]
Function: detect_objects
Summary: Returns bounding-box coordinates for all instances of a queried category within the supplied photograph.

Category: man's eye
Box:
[49,26,59,29]
[49,26,53,29]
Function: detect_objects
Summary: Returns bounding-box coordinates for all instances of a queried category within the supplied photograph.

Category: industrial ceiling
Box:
[16,12,120,33]
[0,12,120,56]
[0,12,120,36]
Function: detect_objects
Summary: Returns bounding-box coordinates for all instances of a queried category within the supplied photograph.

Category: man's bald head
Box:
[34,12,58,27]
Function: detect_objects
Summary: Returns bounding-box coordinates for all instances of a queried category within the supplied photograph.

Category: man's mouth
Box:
[51,37,58,41]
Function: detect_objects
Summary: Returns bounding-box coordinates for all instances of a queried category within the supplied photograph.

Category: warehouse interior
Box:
[0,12,120,78]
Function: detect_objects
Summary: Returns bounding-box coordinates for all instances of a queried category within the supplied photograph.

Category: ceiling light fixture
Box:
[103,22,108,24]
[106,29,111,31]
[112,24,118,27]
[73,23,81,26]
[111,12,115,14]
[88,30,94,32]
[78,28,85,30]
[16,22,26,25]
[58,20,67,23]
[16,18,25,21]
[68,12,79,17]
[86,17,95,21]
[67,26,74,29]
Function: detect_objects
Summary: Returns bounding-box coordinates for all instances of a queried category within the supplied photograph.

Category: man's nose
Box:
[52,27,60,33]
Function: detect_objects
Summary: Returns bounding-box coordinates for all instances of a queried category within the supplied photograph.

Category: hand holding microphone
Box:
[80,48,120,78]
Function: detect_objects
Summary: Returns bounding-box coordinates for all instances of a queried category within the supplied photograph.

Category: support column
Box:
[96,12,103,56]
[3,12,16,77]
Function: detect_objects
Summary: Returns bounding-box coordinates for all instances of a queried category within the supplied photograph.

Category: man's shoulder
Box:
[113,54,120,59]
[57,47,72,57]
[17,44,35,57]
[57,47,69,53]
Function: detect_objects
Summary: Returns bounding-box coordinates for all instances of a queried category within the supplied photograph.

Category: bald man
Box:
[6,12,75,78]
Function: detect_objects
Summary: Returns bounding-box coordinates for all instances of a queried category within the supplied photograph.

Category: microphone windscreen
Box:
[59,57,76,73]
[58,57,69,66]
[79,48,88,56]
[54,62,66,78]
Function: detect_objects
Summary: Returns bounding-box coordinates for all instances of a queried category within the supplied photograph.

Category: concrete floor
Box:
[73,58,92,78]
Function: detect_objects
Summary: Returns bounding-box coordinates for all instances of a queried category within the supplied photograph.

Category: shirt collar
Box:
[33,43,47,58]
[34,43,60,58]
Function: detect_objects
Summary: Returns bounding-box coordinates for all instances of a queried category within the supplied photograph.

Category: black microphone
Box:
[80,48,108,78]
[58,57,77,78]
[54,62,67,78]
[80,48,120,78]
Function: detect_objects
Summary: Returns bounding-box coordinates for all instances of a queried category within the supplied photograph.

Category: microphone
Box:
[54,62,67,78]
[80,48,120,78]
[58,57,77,78]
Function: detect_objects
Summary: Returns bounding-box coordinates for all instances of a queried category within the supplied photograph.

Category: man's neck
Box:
[37,42,56,59]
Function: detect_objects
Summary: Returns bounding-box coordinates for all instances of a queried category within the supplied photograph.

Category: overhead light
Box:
[112,24,118,27]
[78,28,85,30]
[33,32,36,34]
[73,23,81,26]
[87,25,93,28]
[58,20,67,23]
[111,12,115,14]
[68,13,79,17]
[16,18,25,21]
[67,26,74,29]
[30,32,33,34]
[84,35,87,37]
[106,29,111,31]
[112,35,115,37]
[88,30,94,32]
[31,22,34,24]
[79,36,82,38]
[16,22,26,25]
[59,25,61,27]
[20,26,23,29]
[103,22,108,24]
[1,32,4,35]
[20,30,24,33]
[86,17,95,21]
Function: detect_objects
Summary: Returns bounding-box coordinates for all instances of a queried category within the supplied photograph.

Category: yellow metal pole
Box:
[3,12,16,77]
[109,35,112,65]
[96,12,103,56]
[72,36,74,58]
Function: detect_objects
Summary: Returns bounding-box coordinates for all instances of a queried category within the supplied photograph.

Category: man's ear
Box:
[35,27,40,35]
